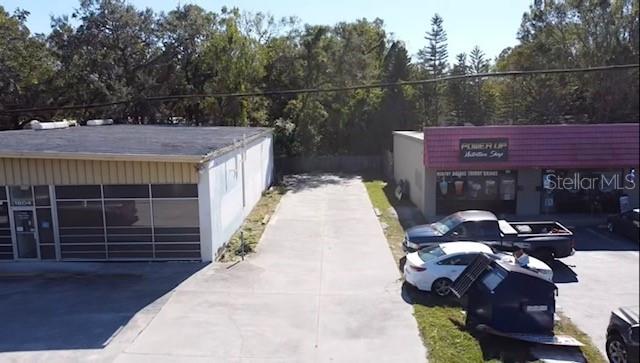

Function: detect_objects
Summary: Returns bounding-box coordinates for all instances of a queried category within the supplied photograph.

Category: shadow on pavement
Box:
[0,262,205,353]
[572,227,639,252]
[280,173,351,194]
[400,281,461,307]
[550,260,579,284]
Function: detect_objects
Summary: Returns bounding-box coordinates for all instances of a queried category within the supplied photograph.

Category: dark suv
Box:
[606,306,639,363]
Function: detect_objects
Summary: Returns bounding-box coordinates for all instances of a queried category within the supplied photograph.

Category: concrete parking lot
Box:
[554,226,639,357]
[0,175,425,362]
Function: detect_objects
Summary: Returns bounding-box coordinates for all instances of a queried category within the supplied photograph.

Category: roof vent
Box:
[86,119,114,126]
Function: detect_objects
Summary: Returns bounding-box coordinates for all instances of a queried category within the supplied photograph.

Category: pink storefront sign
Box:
[424,123,640,170]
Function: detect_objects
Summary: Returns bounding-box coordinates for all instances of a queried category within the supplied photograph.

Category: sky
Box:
[2,0,533,63]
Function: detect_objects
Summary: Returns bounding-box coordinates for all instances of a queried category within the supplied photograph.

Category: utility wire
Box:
[2,63,638,114]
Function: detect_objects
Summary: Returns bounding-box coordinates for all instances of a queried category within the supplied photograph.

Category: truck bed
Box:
[508,221,572,236]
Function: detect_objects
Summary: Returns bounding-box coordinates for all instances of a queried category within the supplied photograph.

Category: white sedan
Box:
[403,241,553,297]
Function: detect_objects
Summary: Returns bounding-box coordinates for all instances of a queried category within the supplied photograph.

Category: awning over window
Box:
[424,123,639,170]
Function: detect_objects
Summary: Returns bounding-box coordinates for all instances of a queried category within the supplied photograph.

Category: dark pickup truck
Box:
[403,210,575,260]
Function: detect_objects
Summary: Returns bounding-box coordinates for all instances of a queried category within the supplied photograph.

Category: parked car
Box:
[607,209,639,242]
[403,241,553,297]
[403,210,575,260]
[606,306,639,363]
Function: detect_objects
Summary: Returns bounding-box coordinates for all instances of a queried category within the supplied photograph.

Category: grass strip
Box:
[219,185,286,262]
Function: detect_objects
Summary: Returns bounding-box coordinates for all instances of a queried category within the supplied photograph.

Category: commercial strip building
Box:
[393,123,639,219]
[0,125,273,262]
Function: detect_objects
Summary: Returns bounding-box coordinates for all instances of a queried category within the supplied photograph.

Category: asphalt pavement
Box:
[553,226,639,357]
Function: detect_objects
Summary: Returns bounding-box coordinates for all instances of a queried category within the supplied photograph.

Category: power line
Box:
[2,63,638,114]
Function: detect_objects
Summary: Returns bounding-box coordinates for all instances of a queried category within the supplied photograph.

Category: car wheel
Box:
[606,334,628,363]
[431,278,452,297]
[608,222,615,233]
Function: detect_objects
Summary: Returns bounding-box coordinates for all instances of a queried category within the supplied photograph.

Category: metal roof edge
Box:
[200,128,273,163]
[0,151,202,163]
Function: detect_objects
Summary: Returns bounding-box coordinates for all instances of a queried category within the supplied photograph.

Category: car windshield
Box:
[417,245,446,262]
[431,214,462,235]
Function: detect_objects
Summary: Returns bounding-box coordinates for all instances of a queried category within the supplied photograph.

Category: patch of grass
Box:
[219,185,286,262]
[363,178,606,363]
[414,305,486,362]
[363,180,408,262]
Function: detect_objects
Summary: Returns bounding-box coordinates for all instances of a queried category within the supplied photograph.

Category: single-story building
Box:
[0,124,273,262]
[393,123,640,219]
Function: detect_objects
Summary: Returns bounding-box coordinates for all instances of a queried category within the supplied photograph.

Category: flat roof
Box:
[0,125,271,162]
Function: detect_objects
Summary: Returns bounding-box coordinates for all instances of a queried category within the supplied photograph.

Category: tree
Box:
[1,1,637,153]
[376,41,417,151]
[47,0,163,121]
[0,7,55,128]
[418,14,449,125]
[157,4,216,122]
[447,53,470,124]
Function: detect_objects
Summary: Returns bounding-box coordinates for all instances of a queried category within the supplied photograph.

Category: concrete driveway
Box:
[553,227,639,356]
[122,174,425,362]
[0,174,425,362]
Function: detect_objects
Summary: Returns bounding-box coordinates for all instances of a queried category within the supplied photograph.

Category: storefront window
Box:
[541,169,623,214]
[55,185,101,200]
[50,183,200,260]
[57,201,105,228]
[151,184,198,198]
[103,185,150,199]
[9,186,33,206]
[436,170,517,215]
[104,200,152,227]
[152,200,199,229]
[34,186,51,206]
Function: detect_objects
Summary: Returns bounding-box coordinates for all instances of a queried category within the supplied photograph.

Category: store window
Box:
[57,200,106,259]
[51,183,200,260]
[436,170,517,215]
[0,195,12,260]
[541,169,623,214]
[103,185,150,199]
[34,186,51,206]
[9,186,33,206]
[151,184,197,198]
[152,190,200,259]
[55,185,102,200]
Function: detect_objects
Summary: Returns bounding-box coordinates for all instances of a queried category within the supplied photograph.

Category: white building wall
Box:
[242,134,274,216]
[198,132,273,262]
[393,132,426,215]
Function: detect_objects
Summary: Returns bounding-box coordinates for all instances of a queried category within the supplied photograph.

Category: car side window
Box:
[466,221,500,240]
[439,253,477,266]
[450,223,468,237]
[458,253,479,265]
[438,256,459,265]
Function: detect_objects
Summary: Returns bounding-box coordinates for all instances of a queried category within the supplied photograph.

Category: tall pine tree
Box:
[418,14,448,125]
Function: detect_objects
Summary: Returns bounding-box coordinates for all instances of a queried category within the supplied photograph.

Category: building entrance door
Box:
[12,209,39,259]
